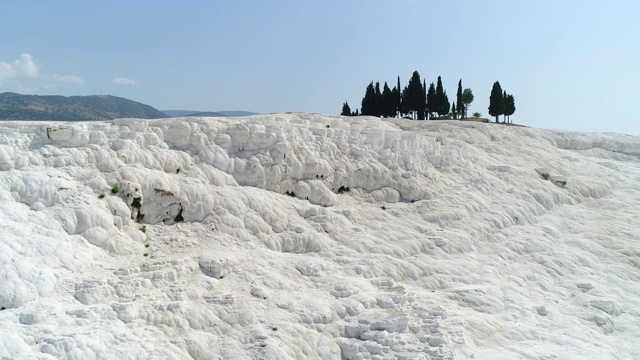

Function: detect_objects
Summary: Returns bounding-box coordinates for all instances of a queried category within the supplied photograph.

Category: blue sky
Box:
[1,0,638,134]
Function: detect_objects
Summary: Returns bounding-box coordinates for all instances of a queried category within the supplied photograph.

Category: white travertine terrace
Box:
[1,113,639,359]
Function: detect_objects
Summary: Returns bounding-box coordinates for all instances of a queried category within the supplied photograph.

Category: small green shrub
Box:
[380,205,386,210]
[139,225,147,233]
[472,112,482,118]
[111,185,120,194]
[271,327,278,331]
[144,243,150,248]
[143,253,149,257]
[98,193,105,199]
[285,191,296,197]
[176,168,181,174]
[337,186,350,194]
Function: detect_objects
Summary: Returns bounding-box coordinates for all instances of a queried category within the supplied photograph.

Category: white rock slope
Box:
[0,113,639,359]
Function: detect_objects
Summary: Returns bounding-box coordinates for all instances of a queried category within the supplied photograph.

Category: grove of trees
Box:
[341,102,359,116]
[342,72,517,124]
[487,81,516,123]
[342,71,476,121]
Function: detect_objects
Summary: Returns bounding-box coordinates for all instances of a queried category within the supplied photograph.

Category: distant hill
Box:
[218,110,258,117]
[162,110,224,117]
[162,110,204,117]
[187,112,225,117]
[0,92,168,120]
[162,109,259,118]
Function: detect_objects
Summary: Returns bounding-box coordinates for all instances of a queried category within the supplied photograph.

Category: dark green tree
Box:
[442,91,450,116]
[361,82,376,116]
[400,86,408,115]
[488,81,504,123]
[418,79,427,120]
[502,91,508,123]
[461,88,474,119]
[504,94,516,123]
[341,102,351,116]
[396,76,401,116]
[435,76,445,115]
[402,71,425,119]
[426,82,436,119]
[391,85,399,118]
[374,82,383,117]
[353,109,359,116]
[434,76,450,116]
[382,82,395,118]
[452,102,456,119]
[456,80,463,119]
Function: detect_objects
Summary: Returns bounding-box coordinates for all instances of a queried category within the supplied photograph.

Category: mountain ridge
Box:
[0,92,168,120]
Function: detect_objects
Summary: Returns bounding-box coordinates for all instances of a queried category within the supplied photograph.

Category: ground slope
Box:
[0,114,639,359]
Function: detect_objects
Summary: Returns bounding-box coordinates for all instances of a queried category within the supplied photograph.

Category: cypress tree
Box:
[391,85,399,118]
[504,94,516,123]
[341,102,351,116]
[418,79,427,120]
[510,95,516,121]
[426,83,436,119]
[397,76,402,116]
[452,102,456,119]
[361,82,376,116]
[391,86,401,116]
[488,81,504,123]
[400,85,408,116]
[404,71,424,120]
[456,80,463,119]
[382,82,394,118]
[434,76,450,116]
[442,91,450,116]
[503,90,508,123]
[374,82,383,117]
[435,76,445,115]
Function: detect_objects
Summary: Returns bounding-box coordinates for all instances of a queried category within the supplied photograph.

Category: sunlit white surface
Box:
[1,114,639,359]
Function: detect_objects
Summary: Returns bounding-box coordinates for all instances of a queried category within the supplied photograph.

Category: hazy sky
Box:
[1,1,638,134]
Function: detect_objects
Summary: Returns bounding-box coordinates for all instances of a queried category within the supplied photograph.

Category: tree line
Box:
[341,71,515,123]
[341,71,474,120]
